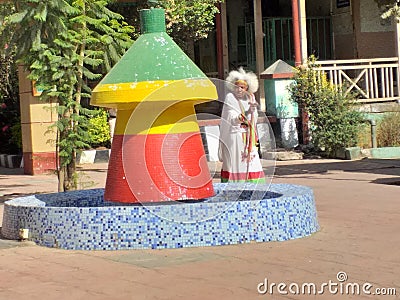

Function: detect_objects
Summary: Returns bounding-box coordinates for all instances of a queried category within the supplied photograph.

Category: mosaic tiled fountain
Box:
[1,8,319,250]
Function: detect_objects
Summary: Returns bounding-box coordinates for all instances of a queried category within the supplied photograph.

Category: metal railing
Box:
[315,57,400,103]
[245,16,332,69]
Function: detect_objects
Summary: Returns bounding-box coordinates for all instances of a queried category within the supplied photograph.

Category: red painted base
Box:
[105,133,214,203]
[23,152,57,175]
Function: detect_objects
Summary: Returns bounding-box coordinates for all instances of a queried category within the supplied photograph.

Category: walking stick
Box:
[245,94,256,181]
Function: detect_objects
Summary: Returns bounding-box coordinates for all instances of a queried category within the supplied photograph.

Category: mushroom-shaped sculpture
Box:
[91,8,217,203]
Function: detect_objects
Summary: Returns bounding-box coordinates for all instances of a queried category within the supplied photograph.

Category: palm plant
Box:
[1,0,133,191]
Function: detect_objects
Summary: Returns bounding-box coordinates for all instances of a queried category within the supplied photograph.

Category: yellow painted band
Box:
[91,79,217,108]
[114,102,201,135]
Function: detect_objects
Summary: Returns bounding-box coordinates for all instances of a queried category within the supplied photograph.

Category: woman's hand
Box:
[247,102,258,114]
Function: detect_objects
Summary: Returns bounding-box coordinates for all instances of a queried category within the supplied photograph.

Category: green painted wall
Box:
[264,79,298,118]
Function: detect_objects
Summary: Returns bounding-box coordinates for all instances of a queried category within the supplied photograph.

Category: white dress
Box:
[219,93,265,183]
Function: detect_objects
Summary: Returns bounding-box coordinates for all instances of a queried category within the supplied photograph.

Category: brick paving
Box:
[0,158,399,299]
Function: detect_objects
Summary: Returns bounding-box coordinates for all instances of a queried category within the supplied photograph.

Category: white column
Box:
[253,0,266,111]
[299,0,308,64]
[396,16,400,100]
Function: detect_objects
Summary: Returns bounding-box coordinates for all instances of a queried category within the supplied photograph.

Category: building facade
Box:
[12,0,400,173]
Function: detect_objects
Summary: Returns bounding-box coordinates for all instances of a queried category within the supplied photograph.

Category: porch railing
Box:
[315,57,400,103]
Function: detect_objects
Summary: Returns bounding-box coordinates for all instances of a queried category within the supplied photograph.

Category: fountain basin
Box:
[1,183,319,250]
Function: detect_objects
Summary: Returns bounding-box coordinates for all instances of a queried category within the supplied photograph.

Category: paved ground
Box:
[0,158,400,299]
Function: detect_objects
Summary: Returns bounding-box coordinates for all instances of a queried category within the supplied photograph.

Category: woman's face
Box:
[234,82,248,99]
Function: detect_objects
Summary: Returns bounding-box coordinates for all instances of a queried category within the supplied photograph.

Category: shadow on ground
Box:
[274,158,400,175]
[273,158,400,187]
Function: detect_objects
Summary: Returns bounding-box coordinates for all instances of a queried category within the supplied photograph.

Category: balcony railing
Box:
[315,57,400,103]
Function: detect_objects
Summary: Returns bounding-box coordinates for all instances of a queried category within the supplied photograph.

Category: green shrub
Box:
[10,120,22,150]
[377,112,400,147]
[357,123,373,148]
[0,52,21,154]
[87,109,111,149]
[289,56,364,156]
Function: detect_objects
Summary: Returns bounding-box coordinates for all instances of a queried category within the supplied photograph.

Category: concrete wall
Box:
[356,0,395,58]
[331,0,395,59]
[306,0,330,16]
[226,0,248,68]
[330,0,355,59]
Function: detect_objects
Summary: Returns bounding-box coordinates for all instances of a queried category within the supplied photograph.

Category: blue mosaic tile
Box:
[1,184,319,250]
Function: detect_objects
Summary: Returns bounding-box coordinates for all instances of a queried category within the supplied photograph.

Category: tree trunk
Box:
[65,158,77,191]
[58,166,65,192]
[57,105,78,191]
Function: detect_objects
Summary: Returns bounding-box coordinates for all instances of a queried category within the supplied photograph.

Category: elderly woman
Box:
[218,67,265,183]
